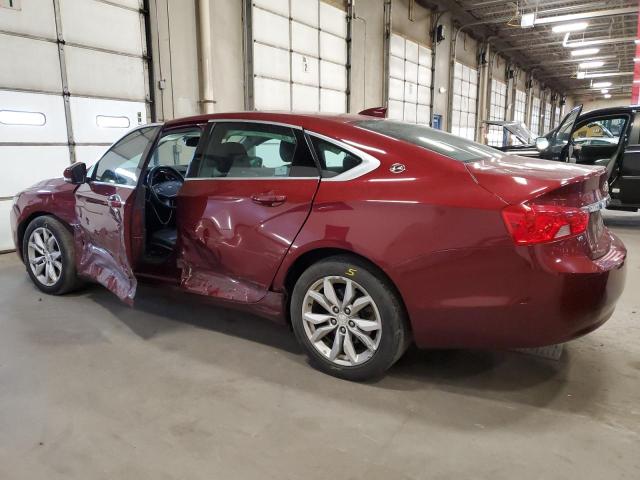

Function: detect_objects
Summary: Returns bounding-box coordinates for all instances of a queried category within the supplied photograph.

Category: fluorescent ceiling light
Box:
[571,48,600,57]
[552,22,588,33]
[579,61,604,69]
[604,94,612,99]
[601,89,609,94]
[577,71,586,79]
[592,81,612,88]
[521,13,535,28]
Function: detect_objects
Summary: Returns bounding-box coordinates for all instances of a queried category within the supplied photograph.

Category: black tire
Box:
[290,255,410,381]
[22,215,83,295]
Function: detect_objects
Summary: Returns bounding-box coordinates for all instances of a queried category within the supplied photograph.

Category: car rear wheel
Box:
[291,255,410,381]
[22,216,82,295]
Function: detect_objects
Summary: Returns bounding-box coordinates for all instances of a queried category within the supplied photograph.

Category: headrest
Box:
[342,154,360,171]
[279,140,296,163]
[217,142,247,157]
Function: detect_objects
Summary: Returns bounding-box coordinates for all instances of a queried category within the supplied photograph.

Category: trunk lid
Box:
[467,155,610,258]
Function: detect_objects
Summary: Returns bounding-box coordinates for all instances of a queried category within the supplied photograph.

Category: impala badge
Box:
[390,163,406,173]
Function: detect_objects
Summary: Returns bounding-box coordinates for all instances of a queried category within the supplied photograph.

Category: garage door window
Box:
[530,97,541,136]
[93,126,158,187]
[388,33,432,125]
[451,61,478,141]
[487,79,507,146]
[514,90,526,124]
[191,122,318,178]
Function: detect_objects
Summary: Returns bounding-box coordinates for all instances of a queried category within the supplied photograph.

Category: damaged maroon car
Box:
[10,112,627,380]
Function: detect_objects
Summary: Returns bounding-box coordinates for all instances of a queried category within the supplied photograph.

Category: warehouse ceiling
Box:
[420,0,638,101]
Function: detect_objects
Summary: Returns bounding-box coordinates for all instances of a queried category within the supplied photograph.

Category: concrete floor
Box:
[0,212,639,480]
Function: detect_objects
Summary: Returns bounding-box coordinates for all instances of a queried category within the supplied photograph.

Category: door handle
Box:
[107,194,123,209]
[251,192,287,207]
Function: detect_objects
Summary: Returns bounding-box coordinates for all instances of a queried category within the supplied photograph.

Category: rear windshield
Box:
[354,120,504,162]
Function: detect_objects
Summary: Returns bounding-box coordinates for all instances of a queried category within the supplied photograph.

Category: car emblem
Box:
[390,163,406,174]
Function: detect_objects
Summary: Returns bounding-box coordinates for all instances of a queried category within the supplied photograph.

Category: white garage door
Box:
[251,0,348,113]
[388,33,432,125]
[0,0,149,251]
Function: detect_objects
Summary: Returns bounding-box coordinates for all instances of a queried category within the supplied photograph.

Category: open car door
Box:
[540,105,582,161]
[74,126,160,305]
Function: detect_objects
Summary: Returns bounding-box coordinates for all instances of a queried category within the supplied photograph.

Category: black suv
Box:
[497,105,640,212]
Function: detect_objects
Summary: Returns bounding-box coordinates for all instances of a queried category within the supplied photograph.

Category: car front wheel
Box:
[291,255,410,381]
[22,215,82,295]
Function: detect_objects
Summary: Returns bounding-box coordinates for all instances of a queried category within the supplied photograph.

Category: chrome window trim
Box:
[184,176,319,182]
[89,180,136,189]
[207,118,303,130]
[305,131,381,181]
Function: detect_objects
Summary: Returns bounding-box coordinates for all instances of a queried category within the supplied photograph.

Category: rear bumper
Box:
[406,232,627,349]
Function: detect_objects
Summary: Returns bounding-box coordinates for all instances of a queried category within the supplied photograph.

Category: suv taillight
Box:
[501,202,589,245]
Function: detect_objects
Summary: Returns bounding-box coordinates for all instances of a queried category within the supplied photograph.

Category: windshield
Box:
[354,120,504,162]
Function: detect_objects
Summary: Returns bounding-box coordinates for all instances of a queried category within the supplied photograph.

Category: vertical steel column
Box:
[382,0,392,107]
[52,0,75,164]
[242,0,254,110]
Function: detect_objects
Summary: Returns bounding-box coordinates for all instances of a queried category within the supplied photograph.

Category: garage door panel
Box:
[404,61,418,83]
[417,104,430,124]
[292,53,318,86]
[0,91,67,143]
[404,103,417,123]
[65,46,146,100]
[405,40,419,63]
[103,0,141,9]
[0,0,57,39]
[320,32,346,65]
[320,89,345,113]
[419,46,431,67]
[0,146,69,197]
[389,78,404,102]
[60,0,143,56]
[0,199,14,251]
[390,34,404,58]
[292,84,319,111]
[320,61,345,91]
[253,8,289,50]
[254,0,288,16]
[389,55,404,80]
[0,34,61,92]
[254,78,290,111]
[291,0,318,27]
[320,2,346,38]
[388,100,403,121]
[291,21,318,57]
[75,145,109,167]
[69,97,146,144]
[254,43,290,82]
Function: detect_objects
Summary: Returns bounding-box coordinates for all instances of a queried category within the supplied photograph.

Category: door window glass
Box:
[309,137,363,177]
[191,122,318,178]
[572,117,626,146]
[148,128,201,176]
[94,126,158,186]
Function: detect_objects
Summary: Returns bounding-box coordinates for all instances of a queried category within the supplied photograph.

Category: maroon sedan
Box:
[10,112,626,380]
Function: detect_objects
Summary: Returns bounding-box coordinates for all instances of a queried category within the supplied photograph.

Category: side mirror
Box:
[63,162,87,184]
[535,137,550,152]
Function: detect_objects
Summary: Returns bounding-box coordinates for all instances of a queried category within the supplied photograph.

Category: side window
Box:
[572,117,627,146]
[94,126,158,186]
[148,128,201,176]
[190,122,318,178]
[309,137,362,177]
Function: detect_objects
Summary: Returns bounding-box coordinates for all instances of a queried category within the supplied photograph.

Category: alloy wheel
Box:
[301,276,382,367]
[27,227,62,287]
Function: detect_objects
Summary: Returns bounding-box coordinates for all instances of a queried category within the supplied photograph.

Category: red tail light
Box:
[502,202,589,245]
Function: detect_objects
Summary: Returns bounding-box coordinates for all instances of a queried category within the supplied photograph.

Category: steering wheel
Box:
[146,165,184,210]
